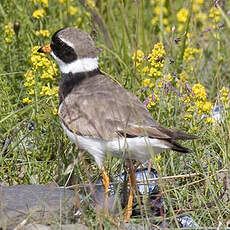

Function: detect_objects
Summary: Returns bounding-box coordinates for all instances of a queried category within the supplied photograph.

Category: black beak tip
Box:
[37,47,44,53]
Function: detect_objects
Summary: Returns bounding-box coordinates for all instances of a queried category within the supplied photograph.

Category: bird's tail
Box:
[171,141,192,153]
[158,127,199,140]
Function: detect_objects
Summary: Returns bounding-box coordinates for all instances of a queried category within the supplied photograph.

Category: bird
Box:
[37,27,198,221]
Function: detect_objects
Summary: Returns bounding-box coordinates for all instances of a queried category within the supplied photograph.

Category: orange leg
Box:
[102,167,109,215]
[124,162,136,222]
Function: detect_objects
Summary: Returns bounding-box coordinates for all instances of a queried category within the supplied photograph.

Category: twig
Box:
[64,168,228,189]
[13,219,27,230]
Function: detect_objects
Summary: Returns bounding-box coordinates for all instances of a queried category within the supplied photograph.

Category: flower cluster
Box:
[181,42,202,74]
[132,50,145,68]
[40,85,58,96]
[150,0,171,33]
[220,87,229,109]
[192,0,204,11]
[177,8,188,23]
[176,0,206,32]
[148,43,166,78]
[209,7,221,23]
[32,8,46,19]
[146,94,159,108]
[23,46,58,106]
[87,0,96,8]
[183,83,213,122]
[69,6,78,15]
[132,43,220,125]
[133,43,166,88]
[56,0,81,20]
[4,23,15,43]
[183,47,201,62]
[35,29,50,37]
[133,43,166,108]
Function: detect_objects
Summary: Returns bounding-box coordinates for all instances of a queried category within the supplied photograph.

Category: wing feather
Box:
[59,74,198,143]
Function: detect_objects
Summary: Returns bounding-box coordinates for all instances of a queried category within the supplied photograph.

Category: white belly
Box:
[61,122,169,168]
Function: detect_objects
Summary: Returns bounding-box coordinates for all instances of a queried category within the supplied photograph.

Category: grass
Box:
[0,0,230,228]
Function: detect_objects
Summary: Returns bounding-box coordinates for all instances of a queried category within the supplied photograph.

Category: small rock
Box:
[0,185,76,229]
[177,215,199,228]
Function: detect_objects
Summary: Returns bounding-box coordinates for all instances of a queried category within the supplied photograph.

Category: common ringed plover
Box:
[38,27,198,221]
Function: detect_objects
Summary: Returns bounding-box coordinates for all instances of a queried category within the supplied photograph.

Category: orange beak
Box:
[37,44,51,54]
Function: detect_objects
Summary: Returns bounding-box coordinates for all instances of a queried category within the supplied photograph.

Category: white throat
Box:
[51,52,98,74]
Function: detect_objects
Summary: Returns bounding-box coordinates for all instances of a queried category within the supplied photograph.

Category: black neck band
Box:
[59,68,101,104]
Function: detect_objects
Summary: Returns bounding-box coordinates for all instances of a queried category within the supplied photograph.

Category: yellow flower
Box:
[132,49,145,67]
[158,81,163,88]
[30,46,57,75]
[32,9,46,19]
[69,6,78,15]
[192,4,199,13]
[165,26,171,33]
[220,87,229,101]
[29,89,35,95]
[132,50,144,60]
[209,7,221,23]
[40,86,59,97]
[23,97,32,104]
[40,72,54,80]
[177,24,184,32]
[184,47,201,61]
[195,12,207,22]
[155,154,162,164]
[4,23,15,43]
[148,43,165,64]
[142,79,151,87]
[187,106,195,113]
[35,29,50,37]
[184,113,192,120]
[149,83,155,88]
[53,108,58,115]
[163,18,168,25]
[76,18,82,24]
[142,66,149,73]
[177,8,188,23]
[32,0,48,7]
[151,17,158,25]
[23,46,58,103]
[183,96,191,104]
[220,87,229,107]
[179,72,188,83]
[87,0,95,8]
[164,74,172,82]
[192,83,207,101]
[24,70,35,87]
[147,43,165,78]
[206,117,215,124]
[154,6,167,15]
[202,101,213,113]
[147,94,159,108]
